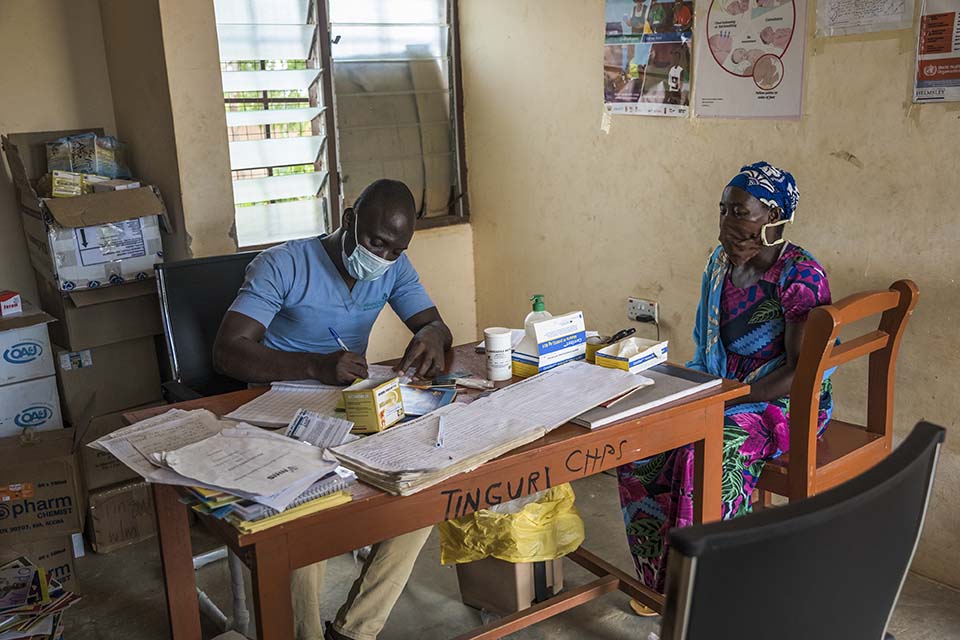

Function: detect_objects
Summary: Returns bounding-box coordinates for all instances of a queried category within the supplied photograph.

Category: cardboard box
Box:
[0,428,83,544]
[456,557,564,616]
[0,303,55,386]
[0,290,23,316]
[93,179,141,192]
[2,131,167,291]
[0,375,64,438]
[87,480,155,554]
[54,337,162,426]
[35,276,162,352]
[595,337,669,374]
[0,535,80,593]
[343,376,405,433]
[512,312,587,378]
[78,402,164,493]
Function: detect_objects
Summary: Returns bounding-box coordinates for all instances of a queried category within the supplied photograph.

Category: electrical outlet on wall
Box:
[627,297,659,324]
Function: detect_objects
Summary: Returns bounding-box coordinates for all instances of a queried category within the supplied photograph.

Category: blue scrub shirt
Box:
[229,236,435,355]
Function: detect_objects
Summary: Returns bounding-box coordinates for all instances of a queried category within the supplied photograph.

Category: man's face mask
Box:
[341,216,395,281]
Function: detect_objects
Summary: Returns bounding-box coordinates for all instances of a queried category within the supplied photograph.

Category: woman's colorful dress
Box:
[617,243,833,592]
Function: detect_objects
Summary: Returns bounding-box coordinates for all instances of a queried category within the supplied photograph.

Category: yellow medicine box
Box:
[342,376,405,433]
[595,337,669,374]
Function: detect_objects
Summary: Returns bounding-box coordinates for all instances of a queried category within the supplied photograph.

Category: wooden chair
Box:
[756,279,919,503]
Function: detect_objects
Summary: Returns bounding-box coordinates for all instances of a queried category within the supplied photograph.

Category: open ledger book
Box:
[330,361,648,495]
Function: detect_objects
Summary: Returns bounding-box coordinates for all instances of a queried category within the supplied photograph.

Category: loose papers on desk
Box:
[331,361,647,495]
[89,409,339,512]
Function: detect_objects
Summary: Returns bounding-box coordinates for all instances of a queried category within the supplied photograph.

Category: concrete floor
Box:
[67,473,960,639]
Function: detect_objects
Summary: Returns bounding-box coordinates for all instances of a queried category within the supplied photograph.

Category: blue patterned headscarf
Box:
[726,161,799,221]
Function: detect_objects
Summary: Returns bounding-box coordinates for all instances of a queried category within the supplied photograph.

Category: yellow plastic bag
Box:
[439,484,585,565]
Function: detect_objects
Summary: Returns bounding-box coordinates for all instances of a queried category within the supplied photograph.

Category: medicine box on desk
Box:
[512,311,586,378]
[343,376,405,433]
[595,337,669,374]
[2,130,168,291]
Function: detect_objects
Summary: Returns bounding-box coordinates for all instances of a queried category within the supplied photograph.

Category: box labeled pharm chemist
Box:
[512,311,587,378]
[0,428,84,545]
[595,337,669,374]
[343,376,405,433]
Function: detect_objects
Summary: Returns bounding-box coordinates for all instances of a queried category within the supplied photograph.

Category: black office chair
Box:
[660,421,945,640]
[155,251,260,402]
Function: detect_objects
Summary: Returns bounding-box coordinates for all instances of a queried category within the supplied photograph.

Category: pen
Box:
[435,415,445,448]
[329,327,350,352]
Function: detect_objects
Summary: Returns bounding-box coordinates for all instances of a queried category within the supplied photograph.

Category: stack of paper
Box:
[331,361,647,495]
[0,556,80,639]
[89,409,339,513]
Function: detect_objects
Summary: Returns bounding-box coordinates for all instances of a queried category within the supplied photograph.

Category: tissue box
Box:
[595,337,669,374]
[512,311,586,378]
[343,376,405,433]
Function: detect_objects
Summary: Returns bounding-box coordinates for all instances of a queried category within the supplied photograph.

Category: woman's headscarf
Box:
[725,161,799,221]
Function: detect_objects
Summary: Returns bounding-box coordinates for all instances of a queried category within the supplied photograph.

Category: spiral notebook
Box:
[229,466,357,522]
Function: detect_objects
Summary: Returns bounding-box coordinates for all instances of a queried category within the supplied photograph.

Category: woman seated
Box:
[617,162,834,606]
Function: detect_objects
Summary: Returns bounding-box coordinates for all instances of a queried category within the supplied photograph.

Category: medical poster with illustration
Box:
[695,0,808,118]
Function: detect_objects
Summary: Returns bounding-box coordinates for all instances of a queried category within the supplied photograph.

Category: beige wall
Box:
[99,0,189,260]
[0,0,117,301]
[461,0,960,587]
[367,224,478,363]
[100,0,236,261]
[157,0,237,258]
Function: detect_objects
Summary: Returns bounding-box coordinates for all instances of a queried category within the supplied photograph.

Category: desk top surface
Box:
[127,344,746,547]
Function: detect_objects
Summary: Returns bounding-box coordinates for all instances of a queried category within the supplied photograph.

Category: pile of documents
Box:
[0,556,80,639]
[331,361,647,495]
[89,409,353,527]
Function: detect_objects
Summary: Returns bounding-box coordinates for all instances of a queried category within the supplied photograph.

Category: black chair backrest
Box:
[156,251,260,397]
[661,421,945,640]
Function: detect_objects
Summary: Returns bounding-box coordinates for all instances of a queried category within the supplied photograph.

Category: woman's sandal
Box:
[629,599,659,617]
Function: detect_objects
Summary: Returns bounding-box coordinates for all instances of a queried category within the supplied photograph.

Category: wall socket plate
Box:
[627,297,659,324]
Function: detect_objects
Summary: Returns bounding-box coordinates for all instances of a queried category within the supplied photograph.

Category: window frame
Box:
[238,0,469,251]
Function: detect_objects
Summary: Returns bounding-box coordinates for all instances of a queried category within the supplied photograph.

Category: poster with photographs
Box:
[603,0,694,116]
[694,0,808,118]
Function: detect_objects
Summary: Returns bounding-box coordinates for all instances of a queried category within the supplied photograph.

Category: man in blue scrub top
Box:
[214,179,452,640]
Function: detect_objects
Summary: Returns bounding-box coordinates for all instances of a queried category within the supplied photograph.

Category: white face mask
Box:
[341,218,396,281]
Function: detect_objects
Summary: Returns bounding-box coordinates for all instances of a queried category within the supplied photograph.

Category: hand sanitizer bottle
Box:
[524,294,552,329]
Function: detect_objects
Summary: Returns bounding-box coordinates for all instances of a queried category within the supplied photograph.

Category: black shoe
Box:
[324,622,350,640]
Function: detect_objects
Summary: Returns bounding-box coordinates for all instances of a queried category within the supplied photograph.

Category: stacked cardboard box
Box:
[0,428,85,589]
[2,129,169,553]
[0,304,60,438]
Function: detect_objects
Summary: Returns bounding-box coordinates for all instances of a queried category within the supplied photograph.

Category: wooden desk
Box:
[126,346,747,640]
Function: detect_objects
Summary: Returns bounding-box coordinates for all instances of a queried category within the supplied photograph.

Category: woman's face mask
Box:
[341,218,396,281]
[718,187,786,266]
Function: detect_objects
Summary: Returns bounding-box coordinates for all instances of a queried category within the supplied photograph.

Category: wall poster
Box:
[694,0,808,118]
[603,0,694,116]
[914,0,960,102]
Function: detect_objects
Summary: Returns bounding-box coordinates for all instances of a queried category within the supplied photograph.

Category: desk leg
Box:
[251,535,295,640]
[693,402,724,524]
[153,483,201,640]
